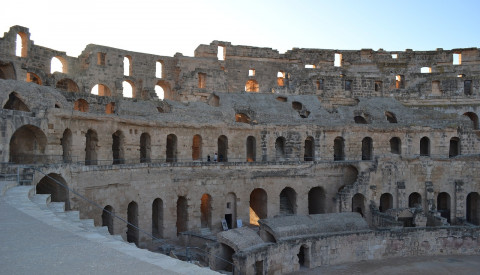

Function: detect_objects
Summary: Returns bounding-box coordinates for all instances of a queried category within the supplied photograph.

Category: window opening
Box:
[124,56,132,76]
[464,80,472,95]
[391,54,398,59]
[198,72,206,89]
[305,64,315,69]
[249,69,255,76]
[156,61,163,78]
[316,79,324,90]
[277,71,285,86]
[122,81,134,98]
[26,72,42,85]
[449,137,460,158]
[245,79,259,92]
[453,53,461,65]
[420,67,431,73]
[218,46,225,60]
[420,137,430,156]
[334,137,345,161]
[155,85,165,100]
[395,75,405,89]
[385,111,397,123]
[16,33,27,57]
[345,80,352,91]
[390,137,401,155]
[375,81,382,92]
[97,52,106,66]
[334,53,342,67]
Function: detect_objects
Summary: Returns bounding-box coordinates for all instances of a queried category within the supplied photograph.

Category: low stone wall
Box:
[233,227,480,274]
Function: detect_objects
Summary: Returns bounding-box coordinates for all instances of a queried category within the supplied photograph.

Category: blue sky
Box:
[2,0,479,57]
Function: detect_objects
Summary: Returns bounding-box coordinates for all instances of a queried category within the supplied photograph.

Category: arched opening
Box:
[122,81,135,98]
[16,32,27,57]
[155,85,165,100]
[218,135,228,162]
[245,79,259,92]
[246,136,256,162]
[0,62,16,80]
[466,192,480,225]
[219,244,235,272]
[304,136,314,161]
[361,137,373,160]
[250,188,267,225]
[385,111,397,123]
[51,56,66,74]
[61,129,72,163]
[156,60,163,78]
[408,192,422,208]
[166,134,177,162]
[292,101,303,111]
[437,192,451,223]
[298,245,310,268]
[26,72,42,85]
[395,75,405,89]
[390,137,401,155]
[123,56,132,76]
[463,112,479,130]
[3,92,30,112]
[102,205,114,235]
[279,187,297,215]
[140,133,151,163]
[308,187,325,214]
[235,113,250,123]
[9,125,47,164]
[354,116,367,124]
[352,193,366,217]
[152,198,164,238]
[225,192,237,229]
[127,201,139,245]
[85,129,98,165]
[36,173,69,210]
[176,196,188,235]
[334,137,345,161]
[156,80,171,100]
[105,102,115,114]
[192,135,202,161]
[344,165,358,185]
[275,137,286,161]
[379,193,393,212]
[112,130,125,164]
[420,137,430,156]
[56,78,79,92]
[91,84,111,97]
[200,193,212,229]
[74,99,89,112]
[277,71,285,86]
[449,137,460,158]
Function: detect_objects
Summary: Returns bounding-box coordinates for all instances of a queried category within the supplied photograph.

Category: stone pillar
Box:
[396,181,406,208]
[261,130,267,162]
[425,181,435,211]
[455,180,465,224]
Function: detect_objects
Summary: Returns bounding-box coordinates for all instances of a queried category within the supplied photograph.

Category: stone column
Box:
[425,181,435,211]
[455,180,465,224]
[261,130,267,162]
[396,181,406,208]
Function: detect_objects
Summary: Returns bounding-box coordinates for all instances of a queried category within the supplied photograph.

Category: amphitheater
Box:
[1,25,480,274]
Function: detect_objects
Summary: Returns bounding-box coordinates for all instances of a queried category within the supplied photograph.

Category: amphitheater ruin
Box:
[1,25,480,274]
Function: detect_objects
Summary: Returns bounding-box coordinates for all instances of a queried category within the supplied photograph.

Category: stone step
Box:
[48,202,65,213]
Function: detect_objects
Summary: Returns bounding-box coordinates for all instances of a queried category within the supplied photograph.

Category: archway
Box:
[102,205,114,235]
[36,173,69,210]
[246,136,256,162]
[3,92,30,112]
[334,137,345,161]
[152,198,164,238]
[420,137,430,156]
[74,99,89,112]
[275,137,286,161]
[85,129,98,165]
[250,188,267,225]
[379,193,393,212]
[56,78,79,92]
[279,187,297,215]
[297,245,310,268]
[91,84,111,97]
[127,201,139,245]
[200,194,212,228]
[112,130,125,164]
[245,79,259,92]
[192,135,202,161]
[140,133,151,163]
[344,165,358,185]
[217,135,228,162]
[176,196,188,235]
[352,193,365,217]
[466,192,480,225]
[463,112,479,130]
[9,125,47,164]
[225,192,237,229]
[304,136,314,161]
[408,192,422,208]
[390,137,401,155]
[61,129,72,163]
[166,134,177,162]
[449,137,460,157]
[437,192,451,223]
[361,137,373,160]
[308,187,325,214]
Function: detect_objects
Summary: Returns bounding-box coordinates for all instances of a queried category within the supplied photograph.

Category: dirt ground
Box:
[289,255,480,275]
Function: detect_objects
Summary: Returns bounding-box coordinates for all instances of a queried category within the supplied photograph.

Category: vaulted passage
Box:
[112,130,125,164]
[275,137,286,161]
[467,192,480,225]
[361,137,373,160]
[152,198,163,238]
[36,173,69,210]
[217,135,228,162]
[304,136,314,161]
[56,78,79,92]
[246,136,256,162]
[225,192,237,229]
[102,205,114,235]
[61,129,72,163]
[176,196,188,235]
[334,137,345,161]
[192,134,202,161]
[352,193,365,217]
[308,187,325,214]
[85,129,98,165]
[437,192,451,223]
[279,187,296,215]
[4,92,30,112]
[166,134,177,162]
[250,188,267,225]
[127,201,139,245]
[379,193,393,212]
[140,133,151,163]
[9,125,47,164]
[408,192,422,208]
[200,193,212,228]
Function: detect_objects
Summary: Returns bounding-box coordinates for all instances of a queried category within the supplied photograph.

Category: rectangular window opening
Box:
[305,64,316,69]
[97,52,106,66]
[375,81,382,92]
[334,53,342,67]
[218,46,225,61]
[249,69,255,76]
[453,53,461,65]
[198,72,206,89]
[420,67,432,73]
[345,80,352,91]
[391,54,398,59]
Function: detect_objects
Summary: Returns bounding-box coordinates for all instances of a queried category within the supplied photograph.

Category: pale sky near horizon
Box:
[2,0,479,57]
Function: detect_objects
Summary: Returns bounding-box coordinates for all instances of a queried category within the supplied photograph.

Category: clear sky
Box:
[2,0,479,57]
